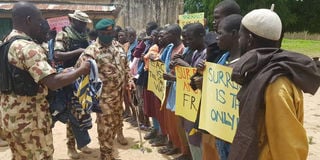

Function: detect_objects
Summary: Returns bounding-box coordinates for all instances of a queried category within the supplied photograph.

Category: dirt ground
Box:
[1,89,320,160]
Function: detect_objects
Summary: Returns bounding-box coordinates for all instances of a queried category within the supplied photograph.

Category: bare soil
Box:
[1,90,320,160]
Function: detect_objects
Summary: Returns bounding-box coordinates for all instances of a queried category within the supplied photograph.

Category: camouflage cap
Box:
[68,10,92,23]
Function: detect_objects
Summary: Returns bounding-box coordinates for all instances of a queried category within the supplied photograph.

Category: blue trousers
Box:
[215,138,231,160]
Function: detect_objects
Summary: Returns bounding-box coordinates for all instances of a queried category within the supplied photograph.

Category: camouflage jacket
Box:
[0,30,56,133]
[76,39,131,90]
[54,26,89,68]
[54,26,89,52]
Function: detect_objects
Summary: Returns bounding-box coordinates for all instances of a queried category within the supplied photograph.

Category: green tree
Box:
[287,0,320,33]
[236,0,296,32]
[184,0,320,33]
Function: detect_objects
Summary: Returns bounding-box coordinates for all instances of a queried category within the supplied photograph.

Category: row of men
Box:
[1,0,320,160]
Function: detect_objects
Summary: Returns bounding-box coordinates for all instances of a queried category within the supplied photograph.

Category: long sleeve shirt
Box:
[259,76,307,160]
[143,44,159,71]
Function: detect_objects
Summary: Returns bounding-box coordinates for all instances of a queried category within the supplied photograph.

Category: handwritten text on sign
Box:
[178,12,204,28]
[147,61,166,103]
[199,62,240,143]
[47,16,70,32]
[175,66,201,122]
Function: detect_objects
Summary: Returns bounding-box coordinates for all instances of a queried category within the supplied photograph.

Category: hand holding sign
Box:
[196,59,206,72]
[199,62,240,143]
[172,58,190,67]
[175,66,201,122]
[190,74,203,90]
[163,73,176,81]
[147,61,166,104]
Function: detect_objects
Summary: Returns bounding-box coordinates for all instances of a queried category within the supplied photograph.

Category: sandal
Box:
[125,117,134,122]
[144,129,157,140]
[129,120,138,127]
[149,135,162,144]
[151,136,167,147]
[123,113,131,119]
[165,147,179,155]
[140,125,150,131]
[157,146,171,154]
[149,137,157,144]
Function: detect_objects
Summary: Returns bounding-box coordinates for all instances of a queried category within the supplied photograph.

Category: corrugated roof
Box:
[0,3,119,12]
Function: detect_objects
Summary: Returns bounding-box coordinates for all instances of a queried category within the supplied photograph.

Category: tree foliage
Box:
[184,0,320,33]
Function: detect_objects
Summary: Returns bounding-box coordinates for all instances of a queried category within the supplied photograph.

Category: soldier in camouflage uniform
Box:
[0,2,90,160]
[0,39,6,148]
[53,10,92,159]
[75,19,135,160]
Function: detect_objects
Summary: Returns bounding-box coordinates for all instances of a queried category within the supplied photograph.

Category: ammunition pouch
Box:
[10,65,39,96]
[0,36,39,96]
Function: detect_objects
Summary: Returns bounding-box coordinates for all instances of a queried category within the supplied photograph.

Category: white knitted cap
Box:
[242,9,282,41]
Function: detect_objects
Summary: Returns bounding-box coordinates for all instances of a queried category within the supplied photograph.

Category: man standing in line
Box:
[133,22,158,130]
[191,1,241,159]
[75,19,135,160]
[53,10,92,159]
[0,2,90,159]
[229,8,320,160]
[124,26,139,127]
[170,23,207,160]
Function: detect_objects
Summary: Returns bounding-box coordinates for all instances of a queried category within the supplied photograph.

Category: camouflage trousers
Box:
[1,127,53,160]
[66,122,91,150]
[97,96,124,160]
[66,102,91,150]
[66,122,76,150]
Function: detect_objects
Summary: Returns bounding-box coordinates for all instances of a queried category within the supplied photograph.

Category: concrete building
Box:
[0,0,184,38]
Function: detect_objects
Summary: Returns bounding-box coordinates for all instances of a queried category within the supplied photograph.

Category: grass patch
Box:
[130,143,152,153]
[308,136,316,145]
[282,38,320,57]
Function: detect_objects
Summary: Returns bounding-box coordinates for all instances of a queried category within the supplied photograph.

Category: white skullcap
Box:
[242,9,282,41]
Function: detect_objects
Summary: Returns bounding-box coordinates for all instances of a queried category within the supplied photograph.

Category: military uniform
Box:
[76,39,131,160]
[0,29,56,159]
[55,26,89,67]
[54,26,91,151]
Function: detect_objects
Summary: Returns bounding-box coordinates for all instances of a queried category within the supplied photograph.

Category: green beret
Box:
[95,19,115,31]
